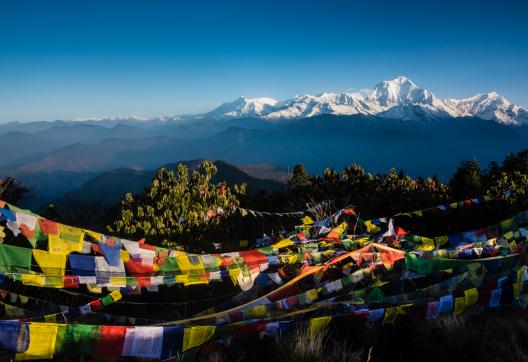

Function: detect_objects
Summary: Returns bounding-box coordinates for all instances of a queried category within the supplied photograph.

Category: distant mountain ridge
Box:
[205,76,528,125]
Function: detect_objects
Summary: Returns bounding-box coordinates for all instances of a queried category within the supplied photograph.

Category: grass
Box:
[192,307,528,362]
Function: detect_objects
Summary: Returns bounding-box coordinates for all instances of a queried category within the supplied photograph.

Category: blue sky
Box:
[0,0,527,122]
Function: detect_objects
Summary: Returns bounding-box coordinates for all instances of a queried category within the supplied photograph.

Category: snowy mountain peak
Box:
[445,92,526,125]
[205,96,278,118]
[368,76,435,108]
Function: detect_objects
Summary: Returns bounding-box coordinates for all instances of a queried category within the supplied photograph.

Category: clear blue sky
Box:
[1,0,527,122]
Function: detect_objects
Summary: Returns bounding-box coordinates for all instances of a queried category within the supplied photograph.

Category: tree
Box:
[502,150,528,175]
[449,160,483,199]
[107,161,246,251]
[288,164,312,191]
[0,177,29,204]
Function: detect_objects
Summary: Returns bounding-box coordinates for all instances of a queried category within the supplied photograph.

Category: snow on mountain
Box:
[265,92,376,120]
[204,96,278,118]
[444,92,528,125]
[192,76,527,125]
[368,76,460,120]
[368,76,432,108]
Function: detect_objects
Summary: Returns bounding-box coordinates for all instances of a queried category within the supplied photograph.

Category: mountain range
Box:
[2,76,527,216]
[199,76,528,125]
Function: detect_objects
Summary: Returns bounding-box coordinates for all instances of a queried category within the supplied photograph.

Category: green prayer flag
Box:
[365,287,386,302]
[0,244,32,273]
[62,324,101,356]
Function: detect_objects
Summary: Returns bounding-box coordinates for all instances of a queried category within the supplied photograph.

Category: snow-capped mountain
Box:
[444,92,528,125]
[204,96,278,118]
[203,76,528,125]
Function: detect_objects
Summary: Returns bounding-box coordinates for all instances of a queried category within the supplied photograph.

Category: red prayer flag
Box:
[39,219,60,235]
[95,326,129,359]
[63,276,79,288]
[137,276,152,288]
[125,259,155,276]
[89,300,103,311]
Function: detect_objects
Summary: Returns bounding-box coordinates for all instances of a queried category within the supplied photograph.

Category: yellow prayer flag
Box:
[229,268,241,285]
[182,326,216,352]
[287,255,298,264]
[504,231,514,240]
[434,236,448,247]
[305,288,318,302]
[464,288,478,306]
[414,210,423,217]
[21,274,45,287]
[415,237,435,251]
[500,218,514,231]
[175,254,204,273]
[513,282,522,300]
[301,216,314,225]
[47,235,70,255]
[517,267,526,283]
[383,307,399,325]
[16,323,59,360]
[32,250,66,277]
[272,239,294,249]
[454,297,466,315]
[364,221,380,234]
[327,222,348,239]
[110,277,126,287]
[184,280,209,286]
[109,289,122,302]
[84,229,102,242]
[59,224,84,245]
[175,275,189,284]
[45,276,64,288]
[86,284,102,294]
[44,314,57,323]
[309,316,332,337]
[449,202,458,209]
[120,250,130,263]
[251,305,267,317]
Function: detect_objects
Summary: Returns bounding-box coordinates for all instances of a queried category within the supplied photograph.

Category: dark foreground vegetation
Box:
[202,308,528,362]
[2,150,528,252]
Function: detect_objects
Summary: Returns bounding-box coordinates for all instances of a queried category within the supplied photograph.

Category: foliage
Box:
[449,160,482,199]
[0,177,29,204]
[107,160,246,251]
[105,150,528,250]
